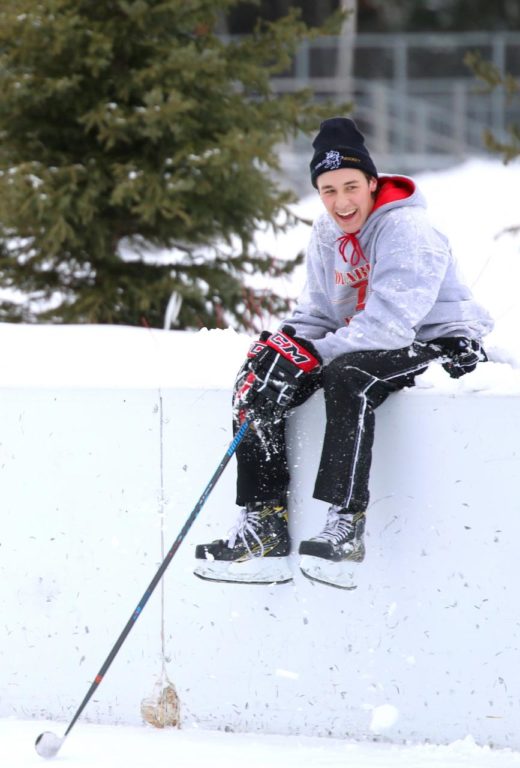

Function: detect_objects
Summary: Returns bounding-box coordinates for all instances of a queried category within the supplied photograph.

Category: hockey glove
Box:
[234,326,322,420]
[233,331,273,422]
[437,337,486,379]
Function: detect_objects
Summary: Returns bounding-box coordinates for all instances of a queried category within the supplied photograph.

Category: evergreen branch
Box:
[0,0,345,329]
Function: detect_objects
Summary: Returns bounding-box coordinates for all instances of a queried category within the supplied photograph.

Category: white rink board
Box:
[1,384,520,748]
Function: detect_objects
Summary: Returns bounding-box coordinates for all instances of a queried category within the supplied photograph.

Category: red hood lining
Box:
[371,176,416,214]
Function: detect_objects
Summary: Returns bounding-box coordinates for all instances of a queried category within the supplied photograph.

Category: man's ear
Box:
[369,177,378,194]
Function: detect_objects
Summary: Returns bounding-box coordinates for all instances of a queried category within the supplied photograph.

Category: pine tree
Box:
[0,0,343,329]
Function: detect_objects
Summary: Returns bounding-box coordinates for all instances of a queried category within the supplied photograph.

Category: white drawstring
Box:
[313,509,353,544]
[227,508,265,557]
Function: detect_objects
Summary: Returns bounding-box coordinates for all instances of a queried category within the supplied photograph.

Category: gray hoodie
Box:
[284,174,494,364]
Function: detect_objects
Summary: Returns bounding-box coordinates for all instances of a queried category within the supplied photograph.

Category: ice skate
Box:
[194,501,292,584]
[298,508,365,589]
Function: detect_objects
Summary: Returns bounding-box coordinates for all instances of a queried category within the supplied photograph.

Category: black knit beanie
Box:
[310,117,378,188]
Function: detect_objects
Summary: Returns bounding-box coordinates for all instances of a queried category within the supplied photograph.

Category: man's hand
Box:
[234,326,322,420]
[438,337,485,379]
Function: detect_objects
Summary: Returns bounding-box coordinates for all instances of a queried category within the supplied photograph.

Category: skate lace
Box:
[228,508,265,557]
[315,510,353,544]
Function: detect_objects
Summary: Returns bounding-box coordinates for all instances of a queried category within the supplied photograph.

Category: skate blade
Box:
[299,555,358,590]
[193,557,293,585]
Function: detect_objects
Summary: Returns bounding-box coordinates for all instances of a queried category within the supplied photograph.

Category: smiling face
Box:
[317,168,378,233]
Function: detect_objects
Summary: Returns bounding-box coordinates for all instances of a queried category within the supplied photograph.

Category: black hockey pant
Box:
[235,342,448,513]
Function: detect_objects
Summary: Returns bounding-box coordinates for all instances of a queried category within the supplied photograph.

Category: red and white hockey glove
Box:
[234,326,322,420]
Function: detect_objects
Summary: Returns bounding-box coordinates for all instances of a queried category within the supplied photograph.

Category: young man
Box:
[194,117,494,588]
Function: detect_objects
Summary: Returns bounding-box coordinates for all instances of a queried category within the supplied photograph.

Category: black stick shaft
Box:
[63,419,250,737]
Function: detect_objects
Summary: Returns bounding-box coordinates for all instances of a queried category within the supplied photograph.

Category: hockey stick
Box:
[35,418,251,760]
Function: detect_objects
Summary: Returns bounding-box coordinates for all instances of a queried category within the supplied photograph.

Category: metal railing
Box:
[267,31,520,181]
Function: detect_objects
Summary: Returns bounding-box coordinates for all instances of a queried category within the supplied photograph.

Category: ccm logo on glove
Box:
[266,330,321,373]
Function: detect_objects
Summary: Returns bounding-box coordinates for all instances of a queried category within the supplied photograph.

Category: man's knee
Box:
[322,355,377,395]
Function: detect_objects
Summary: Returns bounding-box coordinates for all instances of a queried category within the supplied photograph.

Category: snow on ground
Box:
[0,322,250,389]
[4,719,520,768]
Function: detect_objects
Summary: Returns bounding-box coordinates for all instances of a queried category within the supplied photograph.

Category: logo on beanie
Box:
[314,150,362,175]
[315,150,343,172]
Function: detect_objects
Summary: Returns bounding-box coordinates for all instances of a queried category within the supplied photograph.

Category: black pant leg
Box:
[234,369,322,506]
[314,343,444,510]
[235,417,290,506]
